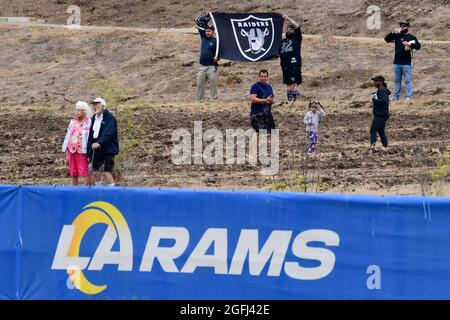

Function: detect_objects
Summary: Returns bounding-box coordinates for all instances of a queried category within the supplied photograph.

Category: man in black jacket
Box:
[370,76,391,149]
[384,20,421,101]
[87,97,119,186]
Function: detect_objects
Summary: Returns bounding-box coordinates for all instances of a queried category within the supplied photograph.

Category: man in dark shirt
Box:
[195,12,220,102]
[87,97,119,187]
[384,21,421,101]
[279,15,302,102]
[249,69,276,132]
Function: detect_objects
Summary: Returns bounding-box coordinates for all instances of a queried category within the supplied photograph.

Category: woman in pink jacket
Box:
[62,101,93,186]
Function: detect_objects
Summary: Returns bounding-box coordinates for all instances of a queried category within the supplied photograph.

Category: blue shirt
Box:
[198,29,217,66]
[250,82,274,115]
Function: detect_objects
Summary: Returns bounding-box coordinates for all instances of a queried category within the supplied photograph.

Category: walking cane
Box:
[90,149,95,173]
[89,148,96,187]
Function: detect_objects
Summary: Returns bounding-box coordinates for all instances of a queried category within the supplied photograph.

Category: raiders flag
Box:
[210,12,284,62]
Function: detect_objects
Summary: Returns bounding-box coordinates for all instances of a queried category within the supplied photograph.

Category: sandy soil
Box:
[0,24,449,106]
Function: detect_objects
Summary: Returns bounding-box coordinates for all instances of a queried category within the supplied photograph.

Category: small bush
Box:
[429,146,450,196]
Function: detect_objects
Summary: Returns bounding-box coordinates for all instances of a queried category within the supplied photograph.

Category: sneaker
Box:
[390,97,399,101]
[405,97,411,101]
[287,92,293,101]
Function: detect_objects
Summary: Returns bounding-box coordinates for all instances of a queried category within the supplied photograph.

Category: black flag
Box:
[210,12,284,62]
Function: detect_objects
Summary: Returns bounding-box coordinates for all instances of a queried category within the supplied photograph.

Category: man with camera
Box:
[384,20,421,101]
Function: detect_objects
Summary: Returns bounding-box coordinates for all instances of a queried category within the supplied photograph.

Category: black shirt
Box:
[384,32,421,65]
[279,26,302,67]
[372,86,391,117]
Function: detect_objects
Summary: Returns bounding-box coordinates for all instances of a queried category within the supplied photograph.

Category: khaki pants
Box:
[196,65,218,102]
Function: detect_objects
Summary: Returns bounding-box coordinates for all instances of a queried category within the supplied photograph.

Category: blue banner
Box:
[0,186,19,300]
[0,185,449,299]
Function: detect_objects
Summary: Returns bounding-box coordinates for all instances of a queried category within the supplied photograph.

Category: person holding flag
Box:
[279,15,303,102]
[195,12,220,102]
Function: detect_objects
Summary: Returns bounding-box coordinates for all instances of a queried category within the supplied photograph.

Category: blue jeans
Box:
[393,64,412,99]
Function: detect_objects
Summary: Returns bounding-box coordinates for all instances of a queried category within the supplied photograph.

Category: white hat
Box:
[75,101,93,118]
[92,97,106,107]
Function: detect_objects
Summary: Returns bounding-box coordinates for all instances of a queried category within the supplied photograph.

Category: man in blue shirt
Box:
[195,12,220,102]
[249,69,276,132]
[384,20,421,101]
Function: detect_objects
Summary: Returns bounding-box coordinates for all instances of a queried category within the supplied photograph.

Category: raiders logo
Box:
[230,15,275,62]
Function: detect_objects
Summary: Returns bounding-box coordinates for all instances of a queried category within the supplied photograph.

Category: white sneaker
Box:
[390,97,399,101]
[405,97,411,101]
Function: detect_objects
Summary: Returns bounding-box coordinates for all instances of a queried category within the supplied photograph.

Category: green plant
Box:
[340,181,355,193]
[290,174,308,192]
[35,104,53,117]
[429,146,450,196]
[267,182,288,192]
[267,174,310,193]
[317,181,331,192]
[229,74,242,84]
[219,69,229,77]
[114,107,146,185]
[93,79,130,113]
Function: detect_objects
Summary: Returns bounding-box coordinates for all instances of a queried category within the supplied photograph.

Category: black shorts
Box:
[92,153,115,172]
[250,113,276,132]
[282,65,302,85]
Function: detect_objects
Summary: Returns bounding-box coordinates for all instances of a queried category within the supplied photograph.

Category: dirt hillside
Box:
[1,0,449,39]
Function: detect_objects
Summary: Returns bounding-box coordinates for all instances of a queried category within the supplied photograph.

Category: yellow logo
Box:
[52,201,133,295]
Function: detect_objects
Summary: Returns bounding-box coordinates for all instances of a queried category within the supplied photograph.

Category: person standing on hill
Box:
[62,101,92,186]
[87,97,119,187]
[384,20,421,101]
[279,15,302,102]
[195,12,220,102]
[370,76,391,150]
[249,69,276,132]
[303,100,326,156]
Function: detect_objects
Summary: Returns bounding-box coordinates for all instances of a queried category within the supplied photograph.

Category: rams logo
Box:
[52,202,133,295]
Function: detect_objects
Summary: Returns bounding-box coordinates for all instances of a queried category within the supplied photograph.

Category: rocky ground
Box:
[0,99,448,195]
